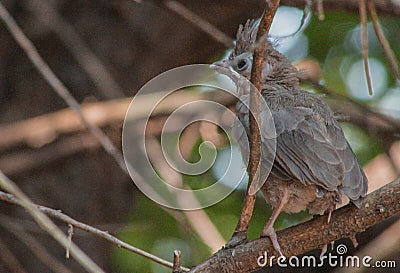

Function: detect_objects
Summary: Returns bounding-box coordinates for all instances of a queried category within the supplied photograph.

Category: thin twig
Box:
[27,0,125,99]
[0,2,128,175]
[316,0,325,20]
[0,170,106,273]
[66,224,74,259]
[172,250,182,273]
[359,0,374,96]
[0,217,74,273]
[0,189,191,272]
[157,0,233,48]
[367,0,400,84]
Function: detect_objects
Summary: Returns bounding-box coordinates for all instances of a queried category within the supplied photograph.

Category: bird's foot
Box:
[224,231,247,249]
[260,227,284,257]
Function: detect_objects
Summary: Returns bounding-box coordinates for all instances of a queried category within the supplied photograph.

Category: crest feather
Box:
[233,19,260,57]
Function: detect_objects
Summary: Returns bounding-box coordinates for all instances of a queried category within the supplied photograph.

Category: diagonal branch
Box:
[27,0,125,99]
[367,0,400,83]
[0,189,191,272]
[0,170,106,273]
[359,0,374,96]
[0,1,128,174]
[188,178,400,273]
[156,0,233,48]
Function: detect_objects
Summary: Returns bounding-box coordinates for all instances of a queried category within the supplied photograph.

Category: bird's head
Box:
[212,19,299,90]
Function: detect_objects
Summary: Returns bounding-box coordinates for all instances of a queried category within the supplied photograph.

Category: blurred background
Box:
[0,0,399,272]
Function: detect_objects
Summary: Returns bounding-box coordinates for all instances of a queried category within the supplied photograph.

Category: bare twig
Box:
[367,0,400,84]
[172,250,182,273]
[27,0,125,99]
[233,0,281,238]
[359,0,374,96]
[66,224,74,259]
[0,170,106,273]
[0,189,191,272]
[0,2,127,174]
[316,0,325,20]
[0,91,215,152]
[189,178,400,273]
[0,217,74,273]
[156,0,233,48]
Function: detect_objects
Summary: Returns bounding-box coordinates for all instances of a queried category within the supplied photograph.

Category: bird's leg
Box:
[260,187,289,257]
[321,206,335,257]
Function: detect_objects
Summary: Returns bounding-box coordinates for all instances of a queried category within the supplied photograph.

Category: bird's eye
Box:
[237,59,248,71]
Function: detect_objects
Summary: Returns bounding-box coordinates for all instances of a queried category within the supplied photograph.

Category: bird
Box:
[212,19,368,256]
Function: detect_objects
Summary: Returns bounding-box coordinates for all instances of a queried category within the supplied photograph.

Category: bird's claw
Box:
[260,228,284,257]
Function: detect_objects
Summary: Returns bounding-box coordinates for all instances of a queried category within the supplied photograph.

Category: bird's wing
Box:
[336,139,368,206]
[269,107,367,202]
[233,104,367,204]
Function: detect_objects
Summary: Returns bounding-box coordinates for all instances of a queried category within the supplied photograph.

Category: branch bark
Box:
[233,0,281,240]
[188,178,400,273]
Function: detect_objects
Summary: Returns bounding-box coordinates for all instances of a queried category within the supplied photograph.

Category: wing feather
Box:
[233,103,368,205]
[269,107,367,202]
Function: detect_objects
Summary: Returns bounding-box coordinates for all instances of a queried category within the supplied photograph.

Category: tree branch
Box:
[156,0,233,47]
[0,189,191,272]
[188,178,400,273]
[232,0,281,239]
[0,171,106,273]
[27,0,125,99]
[0,2,127,174]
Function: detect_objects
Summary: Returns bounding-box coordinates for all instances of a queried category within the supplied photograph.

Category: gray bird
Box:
[213,19,368,255]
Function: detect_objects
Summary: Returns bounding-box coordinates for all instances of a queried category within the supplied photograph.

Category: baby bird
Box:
[213,19,368,255]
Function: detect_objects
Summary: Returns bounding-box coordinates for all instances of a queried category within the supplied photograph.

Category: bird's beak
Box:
[210,60,225,68]
[210,60,229,75]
